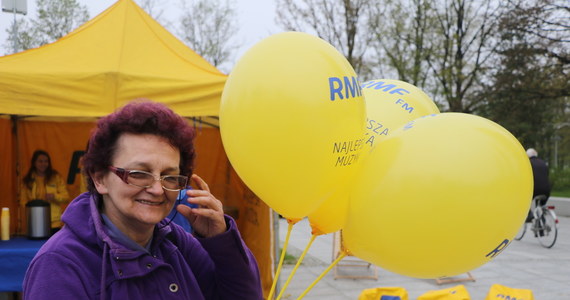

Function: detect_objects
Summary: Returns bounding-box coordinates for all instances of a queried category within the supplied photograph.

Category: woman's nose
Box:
[145,179,165,195]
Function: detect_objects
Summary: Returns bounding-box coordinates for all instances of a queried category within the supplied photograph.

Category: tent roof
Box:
[0,0,227,117]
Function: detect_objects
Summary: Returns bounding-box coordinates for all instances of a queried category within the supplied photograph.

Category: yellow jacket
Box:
[20,173,70,228]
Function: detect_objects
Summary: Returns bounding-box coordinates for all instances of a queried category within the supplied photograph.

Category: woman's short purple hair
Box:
[82,100,195,195]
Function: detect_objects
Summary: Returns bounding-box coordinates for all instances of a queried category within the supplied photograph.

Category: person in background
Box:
[23,100,262,299]
[20,150,70,234]
[527,148,551,205]
[524,148,552,224]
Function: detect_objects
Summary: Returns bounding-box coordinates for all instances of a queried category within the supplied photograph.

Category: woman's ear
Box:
[91,171,109,195]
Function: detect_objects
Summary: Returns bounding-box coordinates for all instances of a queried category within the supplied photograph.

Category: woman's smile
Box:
[135,198,166,206]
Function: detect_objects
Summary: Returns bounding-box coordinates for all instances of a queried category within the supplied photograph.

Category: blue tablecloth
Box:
[0,237,47,291]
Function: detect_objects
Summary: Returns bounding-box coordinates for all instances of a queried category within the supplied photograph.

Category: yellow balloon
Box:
[220,32,366,220]
[343,113,533,278]
[308,185,351,235]
[362,79,440,148]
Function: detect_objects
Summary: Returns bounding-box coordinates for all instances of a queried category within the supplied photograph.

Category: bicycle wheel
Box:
[514,222,526,240]
[536,209,557,248]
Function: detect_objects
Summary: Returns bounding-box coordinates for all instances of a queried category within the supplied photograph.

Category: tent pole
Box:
[11,115,22,235]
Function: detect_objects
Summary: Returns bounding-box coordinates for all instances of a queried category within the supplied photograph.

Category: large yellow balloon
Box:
[362,79,440,149]
[220,32,366,220]
[343,113,532,278]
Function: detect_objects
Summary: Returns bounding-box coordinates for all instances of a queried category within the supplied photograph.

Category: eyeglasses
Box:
[108,166,188,192]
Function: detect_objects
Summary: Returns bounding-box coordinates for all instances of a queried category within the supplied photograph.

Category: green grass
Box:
[552,188,570,198]
[279,249,298,265]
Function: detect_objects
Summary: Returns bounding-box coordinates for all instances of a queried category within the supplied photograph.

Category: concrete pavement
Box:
[277,213,570,300]
[550,197,570,217]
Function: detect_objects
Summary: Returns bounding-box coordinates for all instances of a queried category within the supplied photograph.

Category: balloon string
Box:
[267,221,295,300]
[296,252,348,300]
[275,234,317,300]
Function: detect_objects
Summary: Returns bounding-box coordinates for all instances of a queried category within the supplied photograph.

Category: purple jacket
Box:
[23,193,263,300]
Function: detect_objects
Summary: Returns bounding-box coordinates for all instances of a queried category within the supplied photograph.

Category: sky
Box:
[0,0,282,71]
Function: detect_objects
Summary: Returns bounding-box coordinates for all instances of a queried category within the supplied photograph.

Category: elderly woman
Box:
[23,101,262,299]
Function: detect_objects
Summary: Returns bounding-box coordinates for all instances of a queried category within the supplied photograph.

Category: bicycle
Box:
[514,195,558,248]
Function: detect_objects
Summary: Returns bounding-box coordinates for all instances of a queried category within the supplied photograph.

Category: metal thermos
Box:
[26,200,51,239]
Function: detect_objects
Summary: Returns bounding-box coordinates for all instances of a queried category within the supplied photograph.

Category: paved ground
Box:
[276,212,570,300]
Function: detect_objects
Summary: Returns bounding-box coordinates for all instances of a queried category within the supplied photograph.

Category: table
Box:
[0,237,47,292]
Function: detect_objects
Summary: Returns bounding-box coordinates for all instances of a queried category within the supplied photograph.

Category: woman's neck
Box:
[102,207,154,247]
[113,219,153,247]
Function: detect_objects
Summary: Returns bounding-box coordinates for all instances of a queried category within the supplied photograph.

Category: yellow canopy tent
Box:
[0,0,274,296]
[0,0,225,116]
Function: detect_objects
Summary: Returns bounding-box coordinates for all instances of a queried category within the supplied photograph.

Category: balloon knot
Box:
[286,218,301,225]
[309,224,326,236]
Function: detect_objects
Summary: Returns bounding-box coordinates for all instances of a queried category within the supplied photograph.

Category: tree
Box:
[477,0,569,166]
[426,0,504,112]
[477,44,562,148]
[177,0,239,73]
[275,0,381,79]
[4,18,36,54]
[505,0,569,67]
[4,0,89,54]
[368,0,437,88]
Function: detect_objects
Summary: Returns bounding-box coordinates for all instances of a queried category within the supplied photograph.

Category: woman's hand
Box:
[176,174,226,238]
